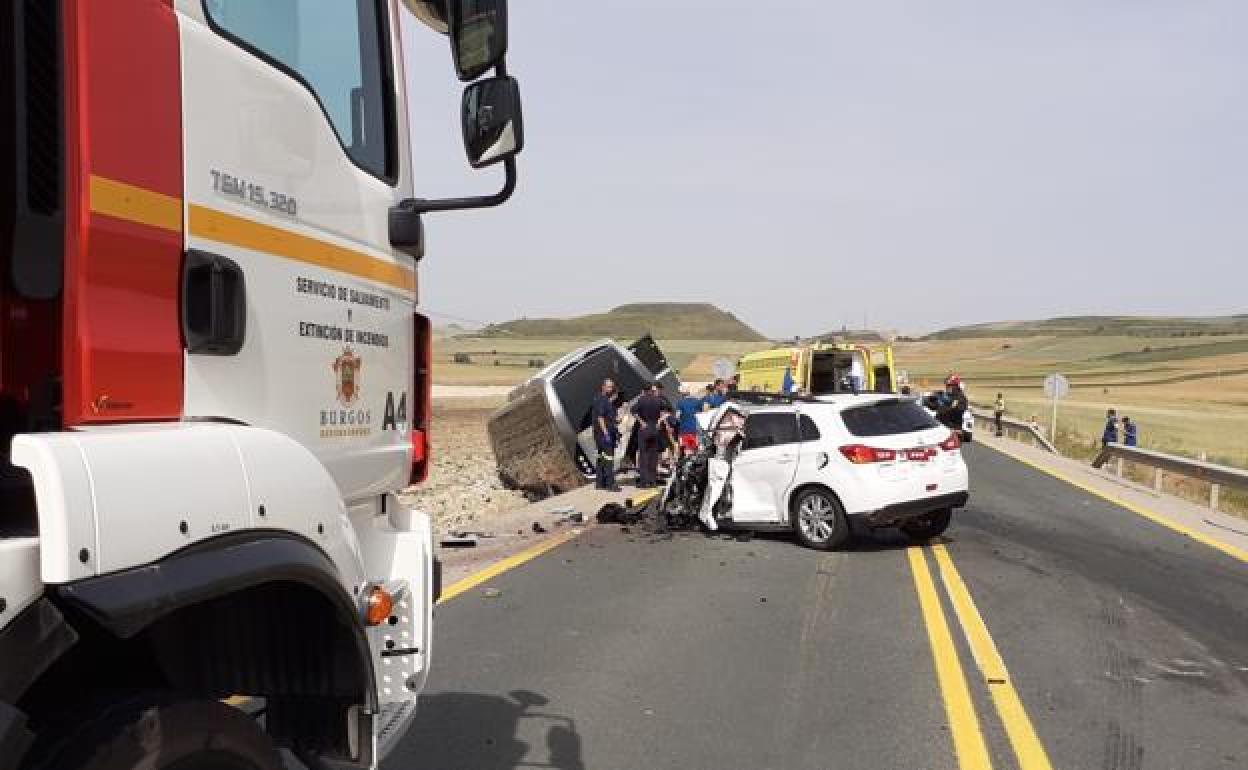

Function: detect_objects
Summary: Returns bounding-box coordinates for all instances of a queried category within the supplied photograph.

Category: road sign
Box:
[1043,373,1070,441]
[711,358,734,380]
[1044,373,1070,400]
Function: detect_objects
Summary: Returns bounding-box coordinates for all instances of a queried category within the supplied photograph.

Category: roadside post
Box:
[1043,373,1070,442]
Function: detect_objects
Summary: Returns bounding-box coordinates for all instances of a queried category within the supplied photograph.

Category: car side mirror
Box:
[449,0,509,82]
[462,76,524,168]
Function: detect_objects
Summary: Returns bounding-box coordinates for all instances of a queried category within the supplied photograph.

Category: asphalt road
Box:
[390,445,1248,770]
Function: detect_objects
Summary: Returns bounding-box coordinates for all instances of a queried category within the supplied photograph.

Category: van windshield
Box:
[841,399,938,437]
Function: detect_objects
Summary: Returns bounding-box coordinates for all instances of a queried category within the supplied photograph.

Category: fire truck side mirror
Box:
[448,0,509,82]
[462,76,524,169]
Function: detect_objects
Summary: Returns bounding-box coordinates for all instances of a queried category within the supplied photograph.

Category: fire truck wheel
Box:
[29,694,283,770]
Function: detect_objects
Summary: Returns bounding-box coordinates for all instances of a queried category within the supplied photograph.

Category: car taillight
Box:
[939,431,962,451]
[839,444,898,464]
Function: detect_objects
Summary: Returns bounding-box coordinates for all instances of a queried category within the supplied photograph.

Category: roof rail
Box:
[728,391,824,405]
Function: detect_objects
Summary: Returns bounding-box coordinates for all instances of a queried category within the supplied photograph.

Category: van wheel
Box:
[792,488,850,550]
[901,508,953,542]
[28,694,283,770]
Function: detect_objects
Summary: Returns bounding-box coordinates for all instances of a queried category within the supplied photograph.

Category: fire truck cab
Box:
[1,1,523,768]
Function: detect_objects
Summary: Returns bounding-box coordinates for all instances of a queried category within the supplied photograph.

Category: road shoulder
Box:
[974,434,1248,564]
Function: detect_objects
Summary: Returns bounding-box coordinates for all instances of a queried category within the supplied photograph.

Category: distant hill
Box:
[481,303,767,341]
[809,329,887,344]
[926,315,1248,340]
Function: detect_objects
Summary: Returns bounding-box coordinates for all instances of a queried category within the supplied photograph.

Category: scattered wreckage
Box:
[488,335,680,494]
[656,393,970,549]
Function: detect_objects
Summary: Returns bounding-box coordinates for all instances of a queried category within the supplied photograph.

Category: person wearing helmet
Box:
[937,375,969,433]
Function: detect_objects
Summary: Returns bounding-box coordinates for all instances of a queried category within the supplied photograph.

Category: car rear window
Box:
[841,399,938,437]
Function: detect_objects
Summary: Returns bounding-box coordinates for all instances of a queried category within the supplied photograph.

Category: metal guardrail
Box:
[1093,443,1248,510]
[970,406,1247,511]
[970,409,1059,454]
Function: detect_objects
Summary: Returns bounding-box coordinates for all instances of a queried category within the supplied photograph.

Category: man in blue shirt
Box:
[1102,408,1119,447]
[703,379,728,410]
[592,378,620,491]
[1122,416,1138,447]
[675,389,704,455]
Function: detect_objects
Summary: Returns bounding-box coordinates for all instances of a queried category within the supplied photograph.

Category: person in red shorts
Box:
[675,388,706,455]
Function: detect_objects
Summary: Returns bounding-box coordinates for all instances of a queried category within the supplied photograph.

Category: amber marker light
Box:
[365,585,395,626]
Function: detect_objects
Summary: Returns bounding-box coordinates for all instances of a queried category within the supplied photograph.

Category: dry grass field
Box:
[897,334,1248,477]
[435,330,1248,467]
[432,333,770,385]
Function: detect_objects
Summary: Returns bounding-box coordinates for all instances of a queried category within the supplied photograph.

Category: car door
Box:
[729,412,801,524]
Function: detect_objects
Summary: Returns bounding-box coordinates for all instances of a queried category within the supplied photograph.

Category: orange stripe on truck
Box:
[89,175,183,233]
[188,204,416,293]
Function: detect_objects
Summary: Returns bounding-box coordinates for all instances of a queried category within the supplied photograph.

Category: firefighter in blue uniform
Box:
[592,378,621,491]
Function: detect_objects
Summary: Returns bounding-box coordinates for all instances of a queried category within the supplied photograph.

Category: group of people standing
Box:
[1102,409,1138,448]
[590,378,735,491]
[988,391,1141,451]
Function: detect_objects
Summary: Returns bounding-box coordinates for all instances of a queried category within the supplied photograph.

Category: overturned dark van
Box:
[487,335,680,494]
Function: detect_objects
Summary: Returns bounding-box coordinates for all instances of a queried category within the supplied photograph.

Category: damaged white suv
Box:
[659,394,969,549]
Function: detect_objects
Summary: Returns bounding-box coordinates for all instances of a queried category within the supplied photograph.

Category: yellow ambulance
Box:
[736,343,897,395]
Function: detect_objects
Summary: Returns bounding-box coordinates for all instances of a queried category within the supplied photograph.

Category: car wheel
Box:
[792,488,850,551]
[901,508,953,542]
[28,694,284,770]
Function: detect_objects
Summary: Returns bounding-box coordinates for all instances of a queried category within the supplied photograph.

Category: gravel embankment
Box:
[399,396,531,534]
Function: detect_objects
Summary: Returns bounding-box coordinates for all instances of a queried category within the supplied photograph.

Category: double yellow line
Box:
[909,544,1053,770]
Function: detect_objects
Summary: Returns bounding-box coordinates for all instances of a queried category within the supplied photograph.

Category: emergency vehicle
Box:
[0,1,523,767]
[737,343,897,395]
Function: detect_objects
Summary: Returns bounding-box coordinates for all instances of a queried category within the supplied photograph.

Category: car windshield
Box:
[841,399,939,437]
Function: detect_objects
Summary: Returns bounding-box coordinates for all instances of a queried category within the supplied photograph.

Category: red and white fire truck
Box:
[0,1,523,767]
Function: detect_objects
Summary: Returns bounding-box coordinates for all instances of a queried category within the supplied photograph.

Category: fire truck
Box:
[0,1,523,767]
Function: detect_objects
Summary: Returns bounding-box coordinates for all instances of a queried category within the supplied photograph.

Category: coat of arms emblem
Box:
[332,348,362,406]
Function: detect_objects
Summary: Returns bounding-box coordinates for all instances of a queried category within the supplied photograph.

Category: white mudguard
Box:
[11,424,365,589]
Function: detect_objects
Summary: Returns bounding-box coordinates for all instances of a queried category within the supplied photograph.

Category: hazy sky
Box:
[402,0,1248,338]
